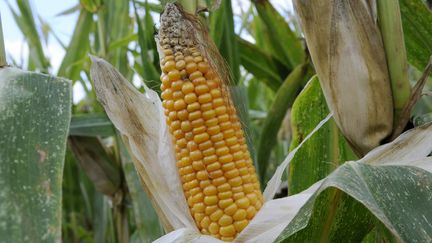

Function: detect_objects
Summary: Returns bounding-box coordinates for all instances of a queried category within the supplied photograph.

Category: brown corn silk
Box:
[293,0,394,155]
[156,3,263,241]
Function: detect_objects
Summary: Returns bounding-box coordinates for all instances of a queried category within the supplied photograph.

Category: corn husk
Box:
[293,0,394,155]
[90,57,432,242]
[90,56,195,232]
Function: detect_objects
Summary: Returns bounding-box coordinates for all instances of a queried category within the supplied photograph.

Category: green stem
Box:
[178,0,197,14]
[377,0,411,123]
[0,12,6,67]
[97,8,107,57]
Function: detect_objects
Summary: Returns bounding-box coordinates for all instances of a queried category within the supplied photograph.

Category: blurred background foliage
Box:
[1,0,431,242]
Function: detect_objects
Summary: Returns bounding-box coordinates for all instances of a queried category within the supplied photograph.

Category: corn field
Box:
[1,0,432,242]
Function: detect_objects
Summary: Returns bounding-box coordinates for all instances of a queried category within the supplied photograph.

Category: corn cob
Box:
[157,3,263,241]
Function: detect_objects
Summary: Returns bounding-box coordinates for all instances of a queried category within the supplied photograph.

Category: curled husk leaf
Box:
[293,0,394,155]
[90,56,196,232]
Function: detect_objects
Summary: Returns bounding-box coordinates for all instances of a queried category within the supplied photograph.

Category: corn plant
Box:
[1,0,432,242]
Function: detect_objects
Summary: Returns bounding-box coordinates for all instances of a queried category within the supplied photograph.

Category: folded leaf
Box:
[68,136,121,196]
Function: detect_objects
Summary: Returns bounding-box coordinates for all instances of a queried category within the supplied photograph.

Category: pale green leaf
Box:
[69,113,115,137]
[0,67,71,242]
[400,0,432,72]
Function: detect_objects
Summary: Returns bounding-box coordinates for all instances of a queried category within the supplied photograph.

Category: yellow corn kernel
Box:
[203,155,217,165]
[207,162,221,172]
[210,209,224,221]
[196,171,208,180]
[195,84,209,95]
[190,71,203,81]
[219,225,235,237]
[209,222,219,235]
[193,203,205,213]
[202,147,215,157]
[204,195,218,206]
[246,206,257,220]
[218,191,232,200]
[218,198,233,209]
[223,203,238,216]
[221,237,234,242]
[200,216,211,229]
[217,183,231,192]
[192,160,205,170]
[209,170,224,179]
[233,209,247,221]
[189,187,201,196]
[218,215,233,227]
[203,185,217,196]
[205,205,218,215]
[236,197,250,209]
[234,220,248,232]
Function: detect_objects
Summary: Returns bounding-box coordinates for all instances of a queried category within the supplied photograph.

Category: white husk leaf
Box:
[262,113,333,200]
[91,56,432,243]
[359,123,432,165]
[90,56,196,232]
[293,0,394,155]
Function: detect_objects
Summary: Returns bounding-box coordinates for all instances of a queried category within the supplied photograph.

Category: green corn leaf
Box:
[277,160,432,242]
[92,192,110,243]
[10,0,50,72]
[285,76,374,242]
[0,67,71,242]
[133,0,161,92]
[104,0,131,76]
[253,0,304,69]
[246,77,274,113]
[57,9,93,82]
[400,0,432,72]
[237,37,284,91]
[288,77,357,194]
[118,138,163,242]
[210,0,241,83]
[69,113,115,137]
[80,0,103,13]
[230,86,256,163]
[109,33,138,50]
[257,63,312,183]
[133,1,163,13]
[55,4,80,17]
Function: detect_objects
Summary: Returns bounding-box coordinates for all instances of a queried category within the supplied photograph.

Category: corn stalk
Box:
[0,13,5,67]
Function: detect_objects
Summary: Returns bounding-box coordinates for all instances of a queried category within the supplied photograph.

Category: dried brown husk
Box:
[293,0,394,156]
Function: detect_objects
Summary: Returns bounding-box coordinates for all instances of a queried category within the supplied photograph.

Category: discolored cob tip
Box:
[159,3,196,53]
